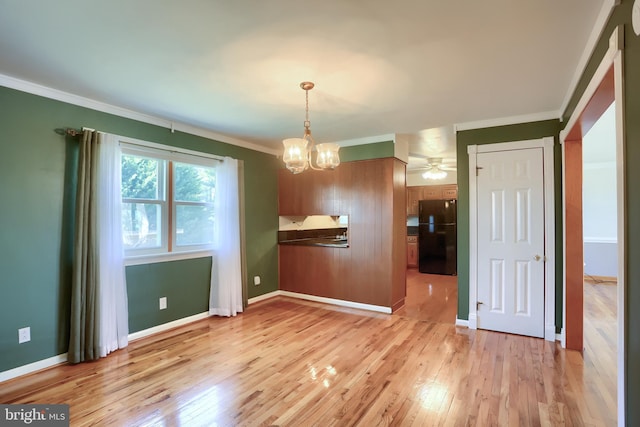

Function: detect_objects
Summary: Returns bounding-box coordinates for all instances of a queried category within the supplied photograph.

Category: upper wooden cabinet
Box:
[279,168,339,215]
[406,186,421,215]
[406,184,458,215]
[442,185,458,199]
[422,187,442,200]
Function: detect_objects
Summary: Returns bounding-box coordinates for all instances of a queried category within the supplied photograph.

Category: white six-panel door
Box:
[476,148,545,338]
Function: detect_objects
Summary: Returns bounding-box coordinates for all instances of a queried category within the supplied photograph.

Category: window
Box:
[121,146,216,257]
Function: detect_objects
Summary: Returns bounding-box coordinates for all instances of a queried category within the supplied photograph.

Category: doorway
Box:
[467,137,556,341]
[560,26,625,424]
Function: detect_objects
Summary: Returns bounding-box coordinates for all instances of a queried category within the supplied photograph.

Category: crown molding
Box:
[454,110,560,132]
[559,0,619,117]
[327,133,396,147]
[0,73,279,156]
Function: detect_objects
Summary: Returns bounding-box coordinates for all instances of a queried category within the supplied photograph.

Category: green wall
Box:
[339,141,394,162]
[559,1,640,423]
[455,120,562,326]
[0,86,280,373]
[126,258,212,333]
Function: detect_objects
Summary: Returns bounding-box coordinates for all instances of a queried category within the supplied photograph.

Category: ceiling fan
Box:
[409,157,456,180]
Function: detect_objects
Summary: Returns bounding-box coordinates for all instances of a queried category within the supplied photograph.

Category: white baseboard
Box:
[279,291,392,314]
[128,312,209,342]
[248,290,393,314]
[455,317,469,327]
[0,313,212,384]
[468,313,478,330]
[0,353,68,383]
[248,291,281,305]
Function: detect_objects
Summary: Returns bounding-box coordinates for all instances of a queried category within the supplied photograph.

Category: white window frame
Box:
[171,160,216,252]
[118,136,222,266]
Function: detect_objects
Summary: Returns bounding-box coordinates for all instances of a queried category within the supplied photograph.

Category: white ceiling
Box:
[0,1,606,161]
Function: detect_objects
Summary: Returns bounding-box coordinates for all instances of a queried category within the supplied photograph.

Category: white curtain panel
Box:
[209,157,243,317]
[97,133,129,356]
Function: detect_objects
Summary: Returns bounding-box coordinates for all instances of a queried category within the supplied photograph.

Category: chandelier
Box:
[282,82,340,174]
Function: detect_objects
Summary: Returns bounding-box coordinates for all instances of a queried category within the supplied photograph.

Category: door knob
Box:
[534,254,541,261]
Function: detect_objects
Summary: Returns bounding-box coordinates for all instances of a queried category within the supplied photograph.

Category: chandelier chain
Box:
[304,88,310,133]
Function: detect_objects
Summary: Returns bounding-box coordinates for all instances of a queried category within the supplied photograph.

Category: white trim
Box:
[0,353,67,383]
[455,110,559,133]
[559,0,620,118]
[613,39,626,427]
[560,24,625,427]
[124,250,212,266]
[467,144,478,330]
[560,27,622,144]
[542,137,556,343]
[583,237,617,244]
[0,73,279,156]
[127,312,209,342]
[327,133,396,147]
[248,291,281,304]
[249,290,393,314]
[467,138,555,342]
[556,333,563,342]
[455,317,469,328]
[0,311,213,383]
[561,139,567,350]
[279,291,392,314]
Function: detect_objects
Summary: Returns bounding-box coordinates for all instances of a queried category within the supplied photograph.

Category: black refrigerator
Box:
[418,199,457,275]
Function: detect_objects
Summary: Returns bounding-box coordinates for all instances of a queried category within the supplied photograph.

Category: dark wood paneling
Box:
[278,158,406,309]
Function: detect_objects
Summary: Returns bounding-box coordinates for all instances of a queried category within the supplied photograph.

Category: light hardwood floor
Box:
[0,276,617,426]
[394,269,458,324]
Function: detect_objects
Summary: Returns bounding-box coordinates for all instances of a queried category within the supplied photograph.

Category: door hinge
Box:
[476,166,483,176]
[476,301,484,310]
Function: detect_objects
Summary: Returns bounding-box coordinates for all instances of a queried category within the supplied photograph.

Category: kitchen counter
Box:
[278,237,349,248]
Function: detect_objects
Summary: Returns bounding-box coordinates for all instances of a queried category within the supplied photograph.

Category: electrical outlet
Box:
[254,276,261,286]
[159,297,167,310]
[18,327,30,344]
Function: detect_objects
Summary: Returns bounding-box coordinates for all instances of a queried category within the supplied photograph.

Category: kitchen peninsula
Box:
[278,157,407,312]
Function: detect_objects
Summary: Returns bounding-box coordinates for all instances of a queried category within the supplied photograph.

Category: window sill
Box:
[124,249,213,266]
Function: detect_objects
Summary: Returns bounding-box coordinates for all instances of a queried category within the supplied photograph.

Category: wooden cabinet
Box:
[406,186,421,215]
[407,235,418,268]
[406,184,458,215]
[279,168,339,215]
[422,187,442,200]
[442,185,458,199]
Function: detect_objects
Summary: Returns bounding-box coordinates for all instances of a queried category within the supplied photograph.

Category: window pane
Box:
[175,205,214,246]
[122,203,162,249]
[122,154,163,199]
[174,162,216,203]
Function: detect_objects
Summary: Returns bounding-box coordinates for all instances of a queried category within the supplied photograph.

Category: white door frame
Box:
[468,137,556,341]
[559,25,625,426]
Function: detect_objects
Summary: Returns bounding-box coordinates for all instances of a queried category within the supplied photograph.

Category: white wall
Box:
[582,102,617,278]
[406,170,457,186]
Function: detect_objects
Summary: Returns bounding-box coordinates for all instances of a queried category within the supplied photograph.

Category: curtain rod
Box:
[57,126,224,162]
[55,127,94,137]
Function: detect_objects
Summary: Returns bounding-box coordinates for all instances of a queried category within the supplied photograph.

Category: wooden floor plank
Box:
[0,276,617,426]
